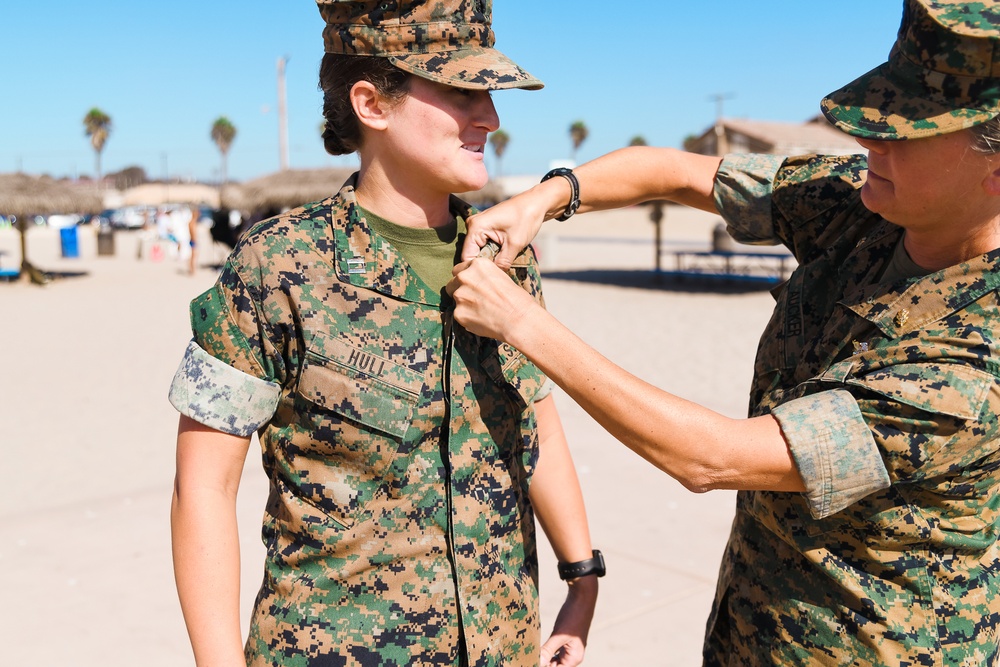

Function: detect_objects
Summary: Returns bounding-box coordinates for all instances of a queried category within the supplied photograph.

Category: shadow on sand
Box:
[543,268,781,294]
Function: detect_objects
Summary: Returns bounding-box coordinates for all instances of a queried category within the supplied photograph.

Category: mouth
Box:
[866,168,888,184]
[461,143,485,154]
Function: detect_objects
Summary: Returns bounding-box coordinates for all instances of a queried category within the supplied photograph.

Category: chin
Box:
[859,183,887,217]
[454,169,489,193]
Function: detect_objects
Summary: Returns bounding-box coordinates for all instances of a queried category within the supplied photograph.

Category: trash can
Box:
[97,226,115,256]
[59,226,80,258]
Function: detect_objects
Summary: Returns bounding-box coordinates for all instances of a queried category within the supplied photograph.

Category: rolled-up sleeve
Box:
[713,153,785,245]
[169,340,280,437]
[771,389,891,519]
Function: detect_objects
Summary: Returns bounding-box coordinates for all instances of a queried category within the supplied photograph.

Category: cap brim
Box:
[390,46,543,91]
[821,57,997,140]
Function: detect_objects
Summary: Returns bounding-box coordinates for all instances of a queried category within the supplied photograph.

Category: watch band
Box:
[557,549,606,580]
[540,167,580,221]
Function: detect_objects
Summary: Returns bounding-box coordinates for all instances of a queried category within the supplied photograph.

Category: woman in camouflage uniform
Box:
[450,0,1000,664]
[169,2,598,666]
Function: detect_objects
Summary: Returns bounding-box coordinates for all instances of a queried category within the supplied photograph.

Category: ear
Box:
[350,80,391,132]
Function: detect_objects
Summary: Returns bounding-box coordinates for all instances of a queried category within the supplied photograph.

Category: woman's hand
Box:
[447,258,540,342]
[461,178,570,270]
[540,576,598,666]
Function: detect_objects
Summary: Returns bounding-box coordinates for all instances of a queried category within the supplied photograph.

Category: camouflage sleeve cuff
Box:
[713,153,786,245]
[168,340,281,437]
[771,389,891,519]
[533,378,556,403]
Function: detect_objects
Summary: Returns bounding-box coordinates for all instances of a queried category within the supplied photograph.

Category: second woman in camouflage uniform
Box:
[450,0,1000,664]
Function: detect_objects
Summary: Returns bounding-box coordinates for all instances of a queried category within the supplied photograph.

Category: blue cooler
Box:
[59,226,80,258]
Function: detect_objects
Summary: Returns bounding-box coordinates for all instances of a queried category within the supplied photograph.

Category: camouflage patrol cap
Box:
[822,0,1000,140]
[316,0,542,91]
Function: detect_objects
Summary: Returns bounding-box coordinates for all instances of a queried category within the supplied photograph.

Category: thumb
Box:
[461,230,493,262]
[493,243,518,272]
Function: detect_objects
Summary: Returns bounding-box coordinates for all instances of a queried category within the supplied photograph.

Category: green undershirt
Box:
[360,206,466,295]
[880,237,931,284]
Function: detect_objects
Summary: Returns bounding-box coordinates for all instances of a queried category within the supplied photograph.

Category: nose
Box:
[472,91,500,133]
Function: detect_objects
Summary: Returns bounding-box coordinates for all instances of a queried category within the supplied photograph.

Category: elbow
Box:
[666,459,726,495]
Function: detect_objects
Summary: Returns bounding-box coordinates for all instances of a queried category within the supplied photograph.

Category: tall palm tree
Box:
[569,120,588,164]
[83,108,112,181]
[488,129,510,177]
[629,135,648,147]
[210,116,238,185]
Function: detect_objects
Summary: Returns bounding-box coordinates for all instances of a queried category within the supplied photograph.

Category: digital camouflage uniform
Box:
[705,152,1000,665]
[170,176,549,666]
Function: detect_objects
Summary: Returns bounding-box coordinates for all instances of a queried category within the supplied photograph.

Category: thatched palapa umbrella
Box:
[0,173,104,284]
[0,173,103,218]
[235,168,357,216]
[234,167,507,218]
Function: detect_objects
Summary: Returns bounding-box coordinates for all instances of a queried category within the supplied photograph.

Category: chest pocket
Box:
[291,333,425,527]
[824,361,992,421]
[299,333,424,438]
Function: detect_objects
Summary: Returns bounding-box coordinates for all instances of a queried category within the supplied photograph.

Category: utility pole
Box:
[277,56,290,171]
[709,93,734,156]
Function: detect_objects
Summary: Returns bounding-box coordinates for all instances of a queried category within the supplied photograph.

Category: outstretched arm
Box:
[529,395,597,666]
[448,261,804,494]
[171,415,252,667]
[462,147,723,268]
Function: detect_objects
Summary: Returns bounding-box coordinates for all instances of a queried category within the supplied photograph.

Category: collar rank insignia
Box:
[346,256,366,275]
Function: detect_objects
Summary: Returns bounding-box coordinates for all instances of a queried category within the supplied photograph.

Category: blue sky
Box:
[3,1,902,183]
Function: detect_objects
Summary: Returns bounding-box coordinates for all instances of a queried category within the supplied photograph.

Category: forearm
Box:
[171,416,251,666]
[574,147,723,214]
[530,397,598,662]
[519,147,723,221]
[509,304,804,493]
[529,396,593,564]
[171,486,246,666]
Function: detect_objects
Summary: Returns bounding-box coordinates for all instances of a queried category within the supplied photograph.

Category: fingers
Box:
[460,226,498,262]
[539,636,584,667]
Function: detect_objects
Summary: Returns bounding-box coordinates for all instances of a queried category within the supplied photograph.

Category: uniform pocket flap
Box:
[299,336,423,439]
[844,363,993,421]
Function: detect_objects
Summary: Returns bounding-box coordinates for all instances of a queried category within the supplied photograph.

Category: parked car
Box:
[109,205,156,229]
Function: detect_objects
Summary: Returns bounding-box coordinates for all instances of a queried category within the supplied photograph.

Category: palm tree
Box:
[569,120,589,164]
[489,129,510,177]
[83,108,112,181]
[210,116,237,186]
[629,135,648,147]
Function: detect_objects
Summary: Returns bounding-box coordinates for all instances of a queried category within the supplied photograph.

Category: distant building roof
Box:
[687,115,861,157]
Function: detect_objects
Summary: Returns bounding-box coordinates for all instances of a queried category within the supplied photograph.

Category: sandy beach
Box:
[0,204,784,666]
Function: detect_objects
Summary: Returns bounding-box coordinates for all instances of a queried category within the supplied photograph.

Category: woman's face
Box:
[381,77,500,196]
[856,130,999,231]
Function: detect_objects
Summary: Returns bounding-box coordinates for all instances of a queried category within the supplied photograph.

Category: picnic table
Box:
[661,248,794,285]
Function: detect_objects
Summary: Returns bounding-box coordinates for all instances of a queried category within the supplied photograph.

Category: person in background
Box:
[449,0,1000,663]
[169,1,598,665]
[187,204,199,275]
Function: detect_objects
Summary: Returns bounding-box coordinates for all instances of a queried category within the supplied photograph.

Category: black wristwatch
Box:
[540,167,581,221]
[557,549,606,580]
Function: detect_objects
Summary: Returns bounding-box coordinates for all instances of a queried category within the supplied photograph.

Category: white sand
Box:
[0,205,781,665]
